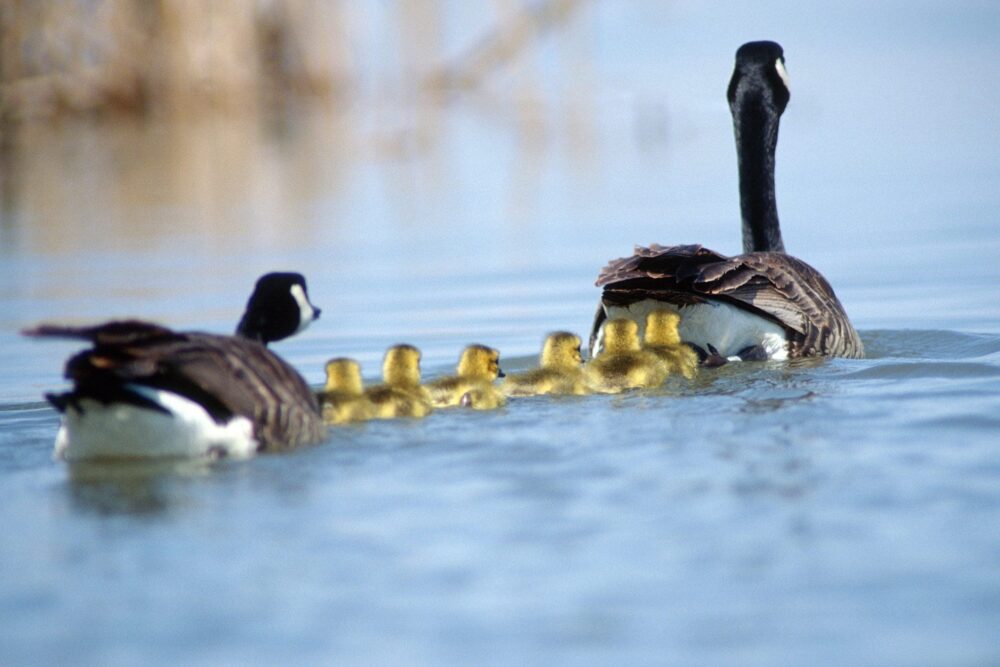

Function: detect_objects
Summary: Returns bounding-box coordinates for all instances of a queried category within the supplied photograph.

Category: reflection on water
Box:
[0,1,592,260]
[1,111,355,253]
[862,329,1000,360]
[65,460,216,517]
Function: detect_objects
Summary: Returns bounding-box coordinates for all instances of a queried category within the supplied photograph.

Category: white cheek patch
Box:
[290,284,316,333]
[775,58,790,91]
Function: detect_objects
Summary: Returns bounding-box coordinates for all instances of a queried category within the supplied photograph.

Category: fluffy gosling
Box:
[426,344,506,410]
[459,385,507,410]
[500,331,588,397]
[584,318,667,393]
[364,344,433,419]
[643,310,699,379]
[319,358,376,425]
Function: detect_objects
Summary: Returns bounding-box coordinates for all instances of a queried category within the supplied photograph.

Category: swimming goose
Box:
[319,358,376,424]
[426,344,506,409]
[584,318,667,393]
[500,331,588,397]
[364,344,434,419]
[642,310,699,379]
[590,41,863,362]
[25,272,325,461]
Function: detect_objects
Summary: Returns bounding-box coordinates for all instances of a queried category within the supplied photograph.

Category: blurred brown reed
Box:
[0,0,353,121]
[0,0,581,122]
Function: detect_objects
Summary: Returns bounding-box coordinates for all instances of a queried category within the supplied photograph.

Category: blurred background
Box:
[2,0,999,386]
[4,5,1000,665]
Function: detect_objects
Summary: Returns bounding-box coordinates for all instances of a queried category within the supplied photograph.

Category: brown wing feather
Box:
[595,244,864,359]
[160,334,324,451]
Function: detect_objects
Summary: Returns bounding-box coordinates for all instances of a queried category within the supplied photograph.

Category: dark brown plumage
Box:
[24,320,326,452]
[595,244,863,359]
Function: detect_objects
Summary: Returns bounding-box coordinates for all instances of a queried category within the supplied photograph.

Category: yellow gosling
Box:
[319,358,376,424]
[364,344,433,419]
[643,309,699,379]
[459,385,507,410]
[426,344,506,409]
[584,318,667,393]
[500,331,588,397]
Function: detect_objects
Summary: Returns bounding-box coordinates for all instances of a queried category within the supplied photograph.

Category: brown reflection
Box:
[1,1,600,257]
[0,120,22,243]
[65,459,214,517]
[1,107,354,255]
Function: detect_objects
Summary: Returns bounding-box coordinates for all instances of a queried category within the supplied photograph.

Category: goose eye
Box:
[774,57,790,91]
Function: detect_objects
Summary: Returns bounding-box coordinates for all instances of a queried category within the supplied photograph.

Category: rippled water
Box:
[3,3,1000,665]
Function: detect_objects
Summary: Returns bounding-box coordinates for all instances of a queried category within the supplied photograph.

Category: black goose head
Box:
[727,40,790,254]
[728,41,790,116]
[236,272,321,345]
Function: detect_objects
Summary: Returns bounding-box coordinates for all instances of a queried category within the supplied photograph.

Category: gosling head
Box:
[456,344,504,380]
[383,344,423,386]
[644,310,682,347]
[601,319,641,354]
[540,331,584,370]
[324,358,364,395]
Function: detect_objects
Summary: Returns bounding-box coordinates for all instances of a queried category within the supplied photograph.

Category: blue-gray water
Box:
[2,3,1000,665]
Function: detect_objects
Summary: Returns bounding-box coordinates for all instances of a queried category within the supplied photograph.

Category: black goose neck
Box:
[728,43,788,254]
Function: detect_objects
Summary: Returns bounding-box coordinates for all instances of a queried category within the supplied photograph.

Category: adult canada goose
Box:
[426,344,505,409]
[319,358,377,424]
[584,318,668,394]
[590,41,863,362]
[500,331,588,397]
[364,344,434,419]
[24,272,325,461]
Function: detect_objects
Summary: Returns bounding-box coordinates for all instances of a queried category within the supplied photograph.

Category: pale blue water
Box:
[2,3,1000,665]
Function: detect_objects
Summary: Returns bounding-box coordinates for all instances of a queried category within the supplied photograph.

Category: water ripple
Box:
[841,360,1000,380]
[862,329,1000,360]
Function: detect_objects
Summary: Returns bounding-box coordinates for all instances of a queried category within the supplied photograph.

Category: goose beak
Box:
[701,343,728,368]
[312,307,322,321]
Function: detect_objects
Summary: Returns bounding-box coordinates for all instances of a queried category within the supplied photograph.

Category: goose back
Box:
[595,244,864,359]
[27,320,326,453]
